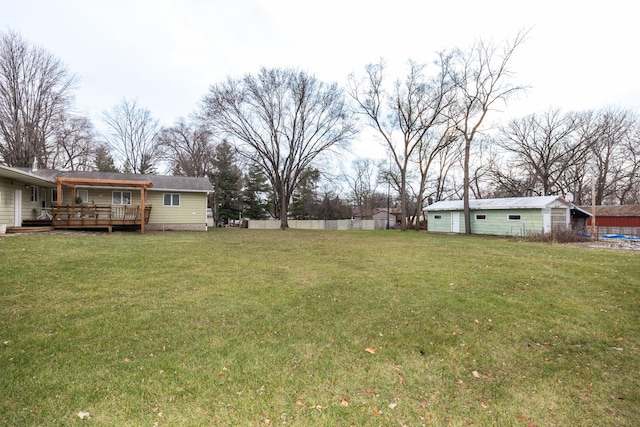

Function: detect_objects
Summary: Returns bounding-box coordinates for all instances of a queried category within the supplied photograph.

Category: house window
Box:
[163,193,180,207]
[52,189,58,203]
[433,214,442,220]
[30,186,39,202]
[77,189,89,204]
[508,214,521,221]
[475,214,487,220]
[112,191,132,205]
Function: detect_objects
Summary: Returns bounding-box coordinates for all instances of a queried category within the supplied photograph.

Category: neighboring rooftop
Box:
[581,205,640,217]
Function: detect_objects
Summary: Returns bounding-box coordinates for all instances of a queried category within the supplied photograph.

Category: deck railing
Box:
[51,204,152,228]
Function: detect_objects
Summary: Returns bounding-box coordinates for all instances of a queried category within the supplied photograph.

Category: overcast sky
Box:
[2,0,640,158]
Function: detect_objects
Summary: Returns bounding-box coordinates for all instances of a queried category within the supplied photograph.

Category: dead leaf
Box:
[365,346,376,354]
[340,398,349,407]
[77,411,90,420]
[372,406,380,416]
[472,370,481,378]
[295,400,304,407]
[388,402,397,409]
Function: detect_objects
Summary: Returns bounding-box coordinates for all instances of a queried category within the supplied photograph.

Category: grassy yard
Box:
[0,229,638,426]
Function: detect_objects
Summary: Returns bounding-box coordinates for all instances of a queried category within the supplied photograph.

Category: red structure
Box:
[582,205,640,236]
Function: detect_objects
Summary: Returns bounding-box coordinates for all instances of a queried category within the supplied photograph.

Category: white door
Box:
[451,212,460,233]
[542,210,551,233]
[14,189,22,227]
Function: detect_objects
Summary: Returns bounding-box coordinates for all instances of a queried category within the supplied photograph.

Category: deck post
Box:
[140,187,146,234]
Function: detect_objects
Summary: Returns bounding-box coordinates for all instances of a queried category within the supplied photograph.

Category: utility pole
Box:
[591,173,597,238]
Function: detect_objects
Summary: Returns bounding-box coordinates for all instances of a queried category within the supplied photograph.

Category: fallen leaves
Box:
[76,411,90,420]
[364,346,376,354]
[472,370,481,378]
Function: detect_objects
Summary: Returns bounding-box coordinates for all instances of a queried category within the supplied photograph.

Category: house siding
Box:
[0,178,15,225]
[429,208,563,236]
[55,188,208,231]
[145,191,207,231]
[429,212,453,233]
[470,209,544,236]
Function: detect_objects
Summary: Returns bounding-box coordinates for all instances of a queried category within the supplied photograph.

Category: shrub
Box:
[524,228,592,243]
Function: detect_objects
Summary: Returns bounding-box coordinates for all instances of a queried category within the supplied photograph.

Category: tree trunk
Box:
[400,176,407,231]
[279,187,289,229]
[463,139,471,234]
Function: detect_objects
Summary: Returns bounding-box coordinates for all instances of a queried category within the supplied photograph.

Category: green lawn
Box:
[1,229,638,426]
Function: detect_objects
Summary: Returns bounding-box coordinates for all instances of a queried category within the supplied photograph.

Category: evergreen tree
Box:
[242,164,270,220]
[290,169,320,220]
[93,145,119,172]
[209,141,242,224]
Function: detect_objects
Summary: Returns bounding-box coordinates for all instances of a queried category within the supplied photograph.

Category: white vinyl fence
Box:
[248,219,387,230]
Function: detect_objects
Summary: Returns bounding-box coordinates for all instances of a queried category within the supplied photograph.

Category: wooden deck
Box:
[51,204,151,232]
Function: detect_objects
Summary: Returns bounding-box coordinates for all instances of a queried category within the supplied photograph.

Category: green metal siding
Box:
[429,212,453,232]
[470,209,544,236]
[429,208,553,236]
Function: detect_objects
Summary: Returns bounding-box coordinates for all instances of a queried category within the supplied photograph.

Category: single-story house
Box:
[425,196,591,236]
[581,205,640,237]
[0,164,213,233]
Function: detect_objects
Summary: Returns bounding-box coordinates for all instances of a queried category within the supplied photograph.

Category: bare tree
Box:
[102,98,160,174]
[496,109,585,196]
[348,57,453,230]
[413,121,459,229]
[585,108,637,204]
[343,158,381,219]
[448,31,528,233]
[49,114,96,171]
[616,121,640,204]
[430,139,462,202]
[203,68,357,229]
[0,30,78,167]
[157,118,214,177]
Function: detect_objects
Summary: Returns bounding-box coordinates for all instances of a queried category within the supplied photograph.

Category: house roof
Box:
[580,205,640,217]
[1,165,213,192]
[0,164,56,187]
[426,196,568,211]
[55,171,213,192]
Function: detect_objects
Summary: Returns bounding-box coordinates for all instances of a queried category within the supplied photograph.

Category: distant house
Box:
[371,208,397,228]
[0,164,213,233]
[425,196,591,236]
[581,205,640,236]
[352,207,399,228]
